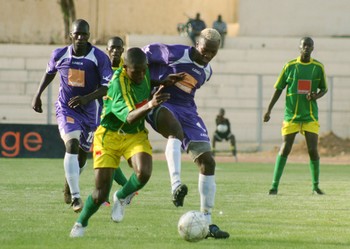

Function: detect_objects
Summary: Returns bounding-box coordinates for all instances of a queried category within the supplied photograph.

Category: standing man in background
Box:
[212,15,227,48]
[264,37,327,195]
[186,13,207,46]
[32,19,113,212]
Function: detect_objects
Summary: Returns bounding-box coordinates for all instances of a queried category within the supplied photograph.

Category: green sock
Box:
[117,173,145,199]
[105,168,128,203]
[309,159,320,190]
[113,167,128,186]
[77,195,101,227]
[271,155,288,190]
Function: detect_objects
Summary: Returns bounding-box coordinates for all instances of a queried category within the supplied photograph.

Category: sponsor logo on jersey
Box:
[192,68,201,75]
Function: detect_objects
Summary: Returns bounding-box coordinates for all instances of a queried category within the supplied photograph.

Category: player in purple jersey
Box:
[32,19,113,213]
[143,28,229,239]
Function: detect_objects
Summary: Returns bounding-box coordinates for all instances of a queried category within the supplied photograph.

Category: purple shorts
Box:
[56,103,100,152]
[146,102,210,151]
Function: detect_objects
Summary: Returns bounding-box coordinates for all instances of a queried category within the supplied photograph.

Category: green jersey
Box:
[100,67,151,133]
[274,57,327,122]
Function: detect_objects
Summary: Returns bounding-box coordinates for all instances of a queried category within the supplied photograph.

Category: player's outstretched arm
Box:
[263,89,283,122]
[32,73,56,113]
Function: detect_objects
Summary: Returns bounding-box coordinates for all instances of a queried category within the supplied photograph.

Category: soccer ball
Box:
[217,124,228,133]
[178,211,209,242]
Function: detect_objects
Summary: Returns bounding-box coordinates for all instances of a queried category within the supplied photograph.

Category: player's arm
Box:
[32,73,56,113]
[263,89,283,122]
[68,86,108,109]
[126,86,169,124]
[151,72,186,87]
[307,89,327,101]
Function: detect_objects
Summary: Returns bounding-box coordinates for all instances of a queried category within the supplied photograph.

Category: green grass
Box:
[1,158,350,249]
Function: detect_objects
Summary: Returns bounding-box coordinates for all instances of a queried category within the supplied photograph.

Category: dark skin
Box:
[154,36,220,175]
[212,109,236,149]
[263,37,327,161]
[92,48,185,204]
[31,19,107,166]
[106,37,124,68]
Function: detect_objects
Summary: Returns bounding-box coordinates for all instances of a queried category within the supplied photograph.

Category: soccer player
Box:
[32,19,113,212]
[70,47,184,238]
[107,36,124,70]
[143,28,230,239]
[212,108,237,161]
[264,37,328,195]
[105,36,128,196]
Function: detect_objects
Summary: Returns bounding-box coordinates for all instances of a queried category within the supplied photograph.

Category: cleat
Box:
[63,180,71,204]
[313,188,325,195]
[269,189,278,195]
[70,222,85,238]
[172,184,188,207]
[103,201,111,207]
[71,198,83,213]
[111,191,125,222]
[206,224,230,239]
[111,191,137,222]
[125,191,138,205]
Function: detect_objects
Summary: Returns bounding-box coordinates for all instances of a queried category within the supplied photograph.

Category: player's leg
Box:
[212,133,221,157]
[269,122,299,195]
[112,131,152,222]
[190,144,229,239]
[63,135,84,212]
[70,167,115,237]
[147,105,186,206]
[212,134,216,156]
[228,134,237,161]
[184,113,229,239]
[304,122,324,194]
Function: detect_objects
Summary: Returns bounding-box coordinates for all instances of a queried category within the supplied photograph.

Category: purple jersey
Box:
[144,43,214,150]
[142,43,212,108]
[47,43,113,121]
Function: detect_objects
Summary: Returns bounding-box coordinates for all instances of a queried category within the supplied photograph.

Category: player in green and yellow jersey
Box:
[70,47,184,237]
[264,37,328,195]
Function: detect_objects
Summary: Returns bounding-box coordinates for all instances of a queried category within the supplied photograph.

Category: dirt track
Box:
[153,131,350,165]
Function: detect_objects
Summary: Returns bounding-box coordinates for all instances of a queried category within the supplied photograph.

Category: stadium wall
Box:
[1,35,350,153]
[239,0,350,37]
[0,0,238,44]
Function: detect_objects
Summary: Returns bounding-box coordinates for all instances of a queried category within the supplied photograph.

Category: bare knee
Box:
[196,152,216,175]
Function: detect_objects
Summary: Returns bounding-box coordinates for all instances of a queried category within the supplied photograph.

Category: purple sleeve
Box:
[46,48,62,74]
[142,43,170,64]
[96,50,113,86]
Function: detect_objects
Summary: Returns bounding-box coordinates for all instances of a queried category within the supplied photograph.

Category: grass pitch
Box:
[1,157,350,249]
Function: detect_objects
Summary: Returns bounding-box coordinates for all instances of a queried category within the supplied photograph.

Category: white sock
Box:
[64,153,80,199]
[198,174,216,225]
[165,138,182,193]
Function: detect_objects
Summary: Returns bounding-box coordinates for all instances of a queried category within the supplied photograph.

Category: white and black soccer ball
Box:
[217,124,228,133]
[178,210,209,242]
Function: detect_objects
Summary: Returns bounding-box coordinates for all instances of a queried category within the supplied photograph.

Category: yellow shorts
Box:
[93,126,152,169]
[281,121,319,136]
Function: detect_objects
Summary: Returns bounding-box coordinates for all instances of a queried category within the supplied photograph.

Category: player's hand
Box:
[68,96,88,108]
[263,111,271,122]
[161,72,186,87]
[32,97,43,113]
[148,85,170,108]
[306,92,317,101]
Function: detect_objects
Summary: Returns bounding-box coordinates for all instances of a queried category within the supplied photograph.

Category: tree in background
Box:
[59,0,76,43]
